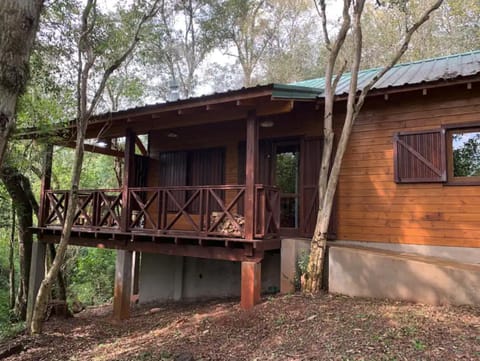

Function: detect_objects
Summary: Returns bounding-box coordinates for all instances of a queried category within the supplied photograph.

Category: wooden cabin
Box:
[29,51,480,319]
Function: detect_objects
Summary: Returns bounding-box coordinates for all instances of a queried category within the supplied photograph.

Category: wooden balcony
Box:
[36,185,281,261]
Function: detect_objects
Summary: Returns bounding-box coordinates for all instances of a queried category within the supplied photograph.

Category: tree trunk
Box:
[47,244,68,302]
[112,138,123,187]
[0,166,36,320]
[9,201,15,311]
[302,0,444,294]
[0,0,44,166]
[29,0,161,334]
[30,130,86,334]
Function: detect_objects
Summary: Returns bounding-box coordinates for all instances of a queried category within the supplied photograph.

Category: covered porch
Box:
[30,83,323,318]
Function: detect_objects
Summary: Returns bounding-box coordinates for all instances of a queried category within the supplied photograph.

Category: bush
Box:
[66,247,116,306]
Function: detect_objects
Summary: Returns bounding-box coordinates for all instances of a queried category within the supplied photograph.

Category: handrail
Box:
[41,184,280,240]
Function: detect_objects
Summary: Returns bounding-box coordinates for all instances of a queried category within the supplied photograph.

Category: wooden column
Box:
[120,129,135,232]
[244,111,258,240]
[26,240,46,327]
[240,260,261,309]
[113,250,133,320]
[38,144,53,227]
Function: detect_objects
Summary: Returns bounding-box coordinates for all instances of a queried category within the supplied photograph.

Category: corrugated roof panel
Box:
[407,60,430,84]
[426,56,443,81]
[291,50,480,96]
[376,65,401,88]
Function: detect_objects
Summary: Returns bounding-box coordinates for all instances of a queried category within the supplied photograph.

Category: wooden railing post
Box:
[38,144,53,227]
[121,129,135,232]
[244,111,258,240]
[255,186,266,238]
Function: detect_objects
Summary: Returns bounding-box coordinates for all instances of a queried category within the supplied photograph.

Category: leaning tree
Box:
[303,0,445,293]
[30,0,162,334]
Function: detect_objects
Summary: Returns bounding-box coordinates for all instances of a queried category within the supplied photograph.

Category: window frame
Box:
[445,124,480,185]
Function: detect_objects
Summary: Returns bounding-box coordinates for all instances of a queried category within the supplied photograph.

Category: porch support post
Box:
[38,144,53,227]
[113,250,133,320]
[121,129,135,232]
[244,111,258,240]
[26,240,46,327]
[240,260,261,309]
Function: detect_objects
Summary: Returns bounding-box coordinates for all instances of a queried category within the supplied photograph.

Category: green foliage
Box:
[359,0,480,69]
[275,151,298,194]
[412,339,426,351]
[0,202,22,340]
[66,247,116,305]
[452,132,480,177]
[0,289,24,340]
[52,148,119,189]
[294,250,309,291]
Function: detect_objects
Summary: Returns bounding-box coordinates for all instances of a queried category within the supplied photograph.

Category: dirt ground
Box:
[1,293,479,361]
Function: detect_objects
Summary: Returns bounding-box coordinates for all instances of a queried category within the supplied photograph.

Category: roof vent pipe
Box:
[168,78,179,102]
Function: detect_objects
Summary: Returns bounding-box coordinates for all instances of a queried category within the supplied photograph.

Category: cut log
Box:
[210,212,245,237]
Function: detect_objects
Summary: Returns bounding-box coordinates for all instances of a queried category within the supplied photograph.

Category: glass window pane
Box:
[275,144,300,228]
[275,147,299,194]
[452,131,480,177]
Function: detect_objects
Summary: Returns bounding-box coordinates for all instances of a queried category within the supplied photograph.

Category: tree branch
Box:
[355,0,444,111]
[316,0,331,50]
[86,0,163,119]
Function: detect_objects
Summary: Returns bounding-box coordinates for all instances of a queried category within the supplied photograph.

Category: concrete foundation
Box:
[334,240,480,265]
[329,245,480,305]
[280,238,311,293]
[138,251,280,303]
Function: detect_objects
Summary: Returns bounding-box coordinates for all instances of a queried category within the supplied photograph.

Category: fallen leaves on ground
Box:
[1,293,479,360]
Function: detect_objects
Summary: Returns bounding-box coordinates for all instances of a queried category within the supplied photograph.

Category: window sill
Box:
[444,179,480,186]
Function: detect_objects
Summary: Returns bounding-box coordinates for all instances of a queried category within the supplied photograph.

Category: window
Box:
[275,143,300,228]
[393,129,446,183]
[447,128,480,184]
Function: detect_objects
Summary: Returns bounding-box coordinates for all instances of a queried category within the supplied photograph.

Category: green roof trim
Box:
[271,83,323,100]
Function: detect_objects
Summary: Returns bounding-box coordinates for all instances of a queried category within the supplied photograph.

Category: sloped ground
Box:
[1,293,479,361]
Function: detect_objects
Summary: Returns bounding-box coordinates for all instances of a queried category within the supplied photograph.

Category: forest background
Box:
[0,0,478,338]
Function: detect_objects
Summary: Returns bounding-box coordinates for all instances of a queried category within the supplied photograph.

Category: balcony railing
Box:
[41,185,280,240]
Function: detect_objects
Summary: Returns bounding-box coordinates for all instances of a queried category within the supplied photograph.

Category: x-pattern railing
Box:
[43,189,123,229]
[44,190,68,226]
[128,185,247,237]
[42,185,280,240]
[255,185,281,238]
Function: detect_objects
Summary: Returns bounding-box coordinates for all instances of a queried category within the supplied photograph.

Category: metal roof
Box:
[292,50,480,95]
[88,83,321,122]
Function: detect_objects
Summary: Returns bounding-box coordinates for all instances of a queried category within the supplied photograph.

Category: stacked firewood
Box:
[210,211,245,237]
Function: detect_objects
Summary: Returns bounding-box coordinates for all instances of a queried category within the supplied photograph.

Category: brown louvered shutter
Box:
[394,129,446,183]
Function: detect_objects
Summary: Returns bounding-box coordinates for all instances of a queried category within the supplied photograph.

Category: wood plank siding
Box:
[337,84,480,248]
